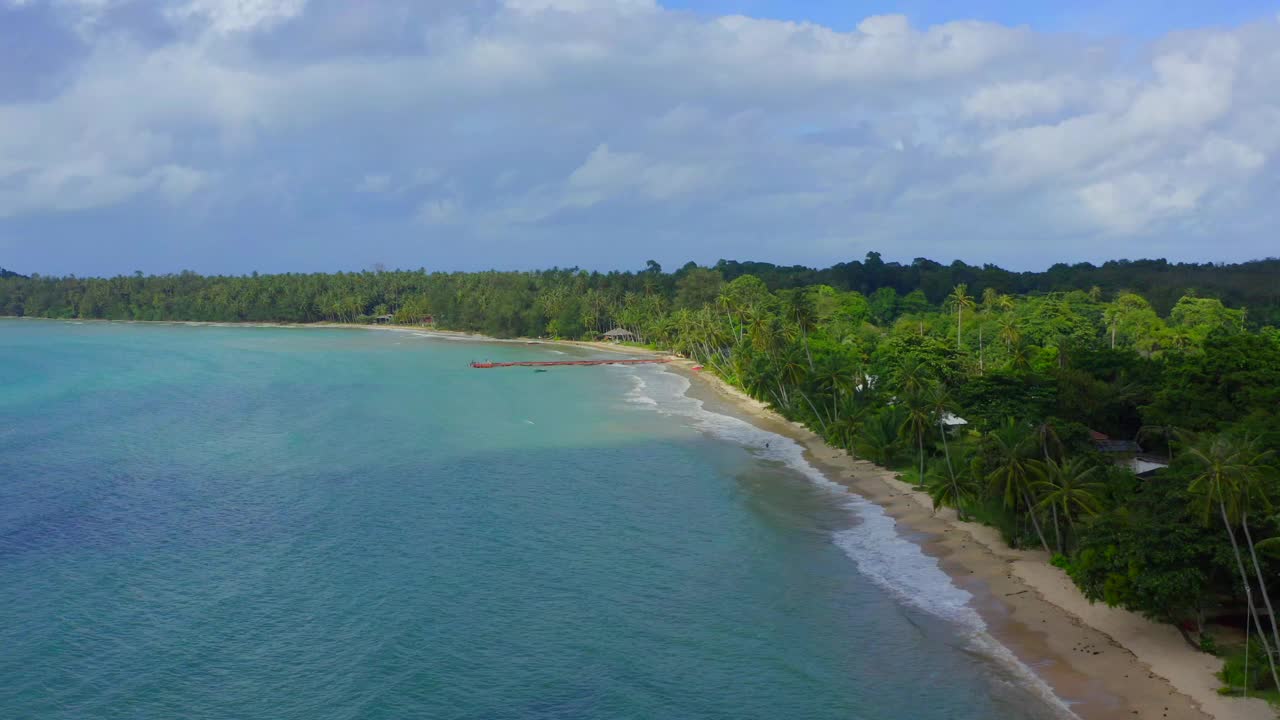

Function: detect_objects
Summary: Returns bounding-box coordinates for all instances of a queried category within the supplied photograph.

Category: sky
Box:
[2,1,1279,276]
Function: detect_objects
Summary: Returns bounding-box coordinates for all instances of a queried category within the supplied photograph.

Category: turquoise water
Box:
[0,320,1064,719]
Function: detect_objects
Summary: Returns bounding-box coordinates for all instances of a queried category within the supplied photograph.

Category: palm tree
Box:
[900,389,933,490]
[927,383,966,520]
[785,290,818,370]
[998,314,1020,349]
[986,419,1052,553]
[1187,433,1280,690]
[1032,420,1066,547]
[812,355,847,425]
[855,408,904,466]
[1103,305,1121,349]
[1029,457,1104,553]
[1009,340,1032,373]
[895,358,931,397]
[946,284,975,350]
[980,287,1001,312]
[926,458,979,518]
[773,346,808,410]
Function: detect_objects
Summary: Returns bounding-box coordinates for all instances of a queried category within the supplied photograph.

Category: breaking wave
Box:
[617,365,1079,719]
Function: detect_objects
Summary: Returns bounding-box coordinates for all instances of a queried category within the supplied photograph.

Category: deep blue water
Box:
[0,320,1062,719]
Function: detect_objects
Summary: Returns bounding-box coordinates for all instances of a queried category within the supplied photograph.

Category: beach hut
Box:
[602,328,636,343]
[373,314,394,324]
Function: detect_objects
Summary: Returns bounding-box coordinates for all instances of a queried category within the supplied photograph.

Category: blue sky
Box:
[2,0,1279,276]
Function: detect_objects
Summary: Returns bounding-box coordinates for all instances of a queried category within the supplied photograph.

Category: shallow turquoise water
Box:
[0,320,1063,719]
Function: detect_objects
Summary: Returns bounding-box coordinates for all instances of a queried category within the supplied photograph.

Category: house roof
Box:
[602,328,635,337]
[1096,439,1142,453]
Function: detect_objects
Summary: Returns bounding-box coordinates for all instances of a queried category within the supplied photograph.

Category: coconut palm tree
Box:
[927,383,966,520]
[946,284,975,350]
[1029,457,1104,553]
[900,388,934,490]
[1009,340,1033,373]
[895,358,931,397]
[926,458,979,519]
[1187,433,1280,690]
[812,355,847,425]
[855,408,905,466]
[986,419,1051,553]
[772,346,808,410]
[998,314,1021,349]
[784,289,818,370]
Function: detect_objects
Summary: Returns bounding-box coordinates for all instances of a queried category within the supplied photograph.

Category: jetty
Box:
[470,358,670,369]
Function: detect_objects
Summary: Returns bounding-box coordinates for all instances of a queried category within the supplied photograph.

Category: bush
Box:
[1219,641,1274,693]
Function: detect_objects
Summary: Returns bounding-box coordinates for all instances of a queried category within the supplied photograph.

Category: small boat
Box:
[534,369,549,373]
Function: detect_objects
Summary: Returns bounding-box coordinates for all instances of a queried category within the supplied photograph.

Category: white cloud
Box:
[2,2,1279,270]
[168,0,308,33]
[416,197,459,225]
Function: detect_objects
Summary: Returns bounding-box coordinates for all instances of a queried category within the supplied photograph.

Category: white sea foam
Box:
[620,364,1079,719]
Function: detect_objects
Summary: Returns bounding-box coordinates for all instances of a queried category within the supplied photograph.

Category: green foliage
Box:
[1069,474,1232,626]
[1146,334,1280,434]
[1219,642,1276,694]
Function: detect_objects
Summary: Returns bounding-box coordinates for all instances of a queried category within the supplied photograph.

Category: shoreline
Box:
[0,317,666,357]
[666,360,1272,720]
[10,317,1270,718]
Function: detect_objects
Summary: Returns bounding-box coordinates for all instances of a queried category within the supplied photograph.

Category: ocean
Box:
[0,320,1067,719]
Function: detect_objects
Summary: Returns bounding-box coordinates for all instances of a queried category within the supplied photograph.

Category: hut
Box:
[1089,429,1168,476]
[602,328,637,343]
[373,314,394,324]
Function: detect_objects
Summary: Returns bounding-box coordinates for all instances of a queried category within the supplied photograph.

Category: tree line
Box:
[4,254,1280,692]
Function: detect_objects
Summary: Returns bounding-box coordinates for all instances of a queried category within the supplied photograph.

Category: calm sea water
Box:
[0,320,1067,719]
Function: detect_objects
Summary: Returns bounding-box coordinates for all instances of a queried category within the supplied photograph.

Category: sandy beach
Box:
[665,359,1273,720]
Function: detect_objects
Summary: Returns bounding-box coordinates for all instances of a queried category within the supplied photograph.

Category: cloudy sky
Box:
[2,0,1279,276]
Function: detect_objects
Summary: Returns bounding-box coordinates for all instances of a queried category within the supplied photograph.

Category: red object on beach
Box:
[692,365,704,371]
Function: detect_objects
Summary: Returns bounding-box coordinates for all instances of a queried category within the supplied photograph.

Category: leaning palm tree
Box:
[986,419,1051,553]
[1029,457,1104,553]
[1187,433,1280,690]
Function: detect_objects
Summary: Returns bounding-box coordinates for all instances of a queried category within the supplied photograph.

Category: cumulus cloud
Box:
[0,1,1278,273]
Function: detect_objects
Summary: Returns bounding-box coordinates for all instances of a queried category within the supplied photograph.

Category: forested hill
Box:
[1,253,1279,326]
[712,254,1280,320]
